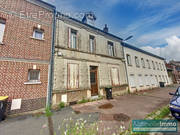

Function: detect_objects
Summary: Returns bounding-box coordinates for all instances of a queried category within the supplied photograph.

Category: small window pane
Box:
[89,35,95,53]
[108,42,114,56]
[70,30,77,49]
[28,70,40,81]
[33,29,44,39]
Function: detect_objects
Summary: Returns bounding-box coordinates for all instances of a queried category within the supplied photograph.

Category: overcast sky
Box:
[44,0,180,61]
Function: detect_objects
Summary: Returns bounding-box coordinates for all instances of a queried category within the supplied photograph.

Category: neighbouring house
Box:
[52,13,128,105]
[123,42,171,92]
[167,61,180,84]
[0,0,55,114]
[166,63,175,84]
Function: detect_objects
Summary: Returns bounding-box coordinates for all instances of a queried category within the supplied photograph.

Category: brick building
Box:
[0,0,55,114]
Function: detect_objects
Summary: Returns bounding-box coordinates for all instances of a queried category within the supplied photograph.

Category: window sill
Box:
[30,36,45,41]
[24,81,42,85]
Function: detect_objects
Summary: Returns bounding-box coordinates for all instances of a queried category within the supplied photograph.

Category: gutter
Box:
[47,9,56,107]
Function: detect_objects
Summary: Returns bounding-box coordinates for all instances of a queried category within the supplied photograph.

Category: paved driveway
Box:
[72,85,179,134]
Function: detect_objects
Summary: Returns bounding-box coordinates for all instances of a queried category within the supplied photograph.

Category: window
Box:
[70,29,77,49]
[33,29,44,40]
[68,64,79,89]
[28,69,40,82]
[111,67,120,86]
[127,54,132,66]
[129,74,136,87]
[159,63,162,70]
[147,59,151,69]
[135,56,140,67]
[156,62,159,70]
[138,74,143,86]
[89,35,95,53]
[141,58,145,68]
[152,61,155,70]
[0,19,6,43]
[107,41,115,56]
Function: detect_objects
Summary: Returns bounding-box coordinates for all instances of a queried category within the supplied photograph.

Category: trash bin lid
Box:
[0,96,8,101]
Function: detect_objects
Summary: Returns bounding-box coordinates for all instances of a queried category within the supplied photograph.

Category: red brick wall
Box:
[0,10,52,60]
[0,61,48,101]
[0,0,54,113]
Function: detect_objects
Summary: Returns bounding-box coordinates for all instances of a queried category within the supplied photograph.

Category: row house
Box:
[123,42,171,92]
[167,61,180,84]
[0,0,55,114]
[52,13,128,105]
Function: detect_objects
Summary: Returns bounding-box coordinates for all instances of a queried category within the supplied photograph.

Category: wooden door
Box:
[90,66,98,96]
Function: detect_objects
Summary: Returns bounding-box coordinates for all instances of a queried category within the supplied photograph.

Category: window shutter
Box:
[77,32,81,50]
[114,45,117,57]
[68,27,71,48]
[94,37,96,53]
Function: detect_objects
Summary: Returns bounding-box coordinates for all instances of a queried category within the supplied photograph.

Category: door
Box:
[90,66,98,96]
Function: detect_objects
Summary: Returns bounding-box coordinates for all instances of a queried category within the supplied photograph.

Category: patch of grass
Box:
[77,97,89,104]
[58,102,65,110]
[154,106,170,120]
[146,106,170,120]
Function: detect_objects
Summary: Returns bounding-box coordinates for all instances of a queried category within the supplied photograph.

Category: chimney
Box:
[103,24,108,33]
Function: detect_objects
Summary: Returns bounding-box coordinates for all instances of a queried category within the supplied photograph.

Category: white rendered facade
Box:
[124,45,170,92]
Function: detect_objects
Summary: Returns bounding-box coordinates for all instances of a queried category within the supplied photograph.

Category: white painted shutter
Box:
[129,75,136,87]
[68,64,79,89]
[111,68,119,85]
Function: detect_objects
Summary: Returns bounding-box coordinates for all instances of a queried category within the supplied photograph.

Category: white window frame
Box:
[141,58,145,68]
[28,69,40,82]
[135,56,140,67]
[0,19,6,44]
[33,29,44,40]
[127,54,132,66]
[107,41,115,56]
[89,35,95,53]
[70,29,77,49]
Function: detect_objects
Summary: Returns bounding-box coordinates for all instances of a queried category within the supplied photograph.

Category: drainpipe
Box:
[47,9,56,107]
[122,42,130,93]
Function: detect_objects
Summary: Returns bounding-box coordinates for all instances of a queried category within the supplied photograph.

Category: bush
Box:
[59,102,65,110]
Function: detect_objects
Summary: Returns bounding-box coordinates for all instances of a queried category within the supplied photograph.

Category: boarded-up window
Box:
[111,67,120,86]
[68,64,79,89]
[138,74,143,86]
[129,74,136,87]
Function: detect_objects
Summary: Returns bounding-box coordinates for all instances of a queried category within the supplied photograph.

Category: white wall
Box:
[124,46,170,92]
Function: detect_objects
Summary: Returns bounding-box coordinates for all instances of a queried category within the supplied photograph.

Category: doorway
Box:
[90,66,98,96]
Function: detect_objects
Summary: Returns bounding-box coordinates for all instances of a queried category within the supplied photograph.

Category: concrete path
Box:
[0,107,99,135]
[72,85,179,134]
[0,85,179,135]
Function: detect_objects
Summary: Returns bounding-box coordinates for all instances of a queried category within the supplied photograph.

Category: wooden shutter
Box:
[77,32,81,50]
[68,27,71,48]
[111,68,120,86]
[68,64,79,89]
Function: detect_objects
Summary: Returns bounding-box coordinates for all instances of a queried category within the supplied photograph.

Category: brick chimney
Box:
[103,24,108,33]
